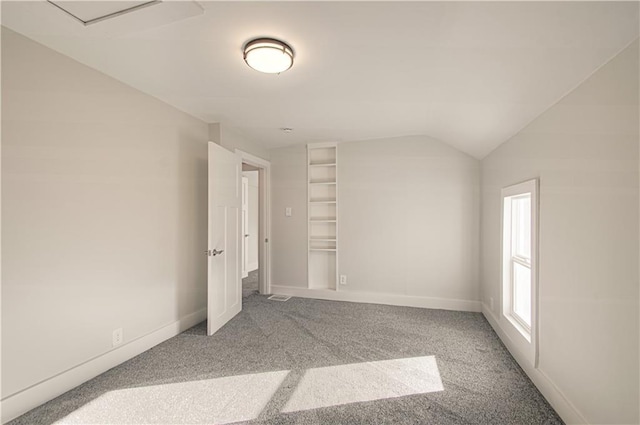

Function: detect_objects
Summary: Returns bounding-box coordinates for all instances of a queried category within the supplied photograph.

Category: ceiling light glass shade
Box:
[243,38,294,74]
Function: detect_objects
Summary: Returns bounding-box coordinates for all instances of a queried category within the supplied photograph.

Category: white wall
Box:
[209,123,270,161]
[340,137,480,302]
[481,40,639,424]
[1,27,209,413]
[243,170,259,271]
[270,145,307,287]
[270,136,481,307]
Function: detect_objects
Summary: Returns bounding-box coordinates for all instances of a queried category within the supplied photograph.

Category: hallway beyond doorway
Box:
[242,269,259,298]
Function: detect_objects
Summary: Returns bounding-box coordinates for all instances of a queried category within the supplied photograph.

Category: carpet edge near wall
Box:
[481,304,588,425]
[270,285,483,312]
[0,308,207,424]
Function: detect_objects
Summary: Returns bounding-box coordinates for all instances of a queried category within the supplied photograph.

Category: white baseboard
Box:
[481,304,588,424]
[1,308,207,424]
[248,262,259,272]
[271,285,482,312]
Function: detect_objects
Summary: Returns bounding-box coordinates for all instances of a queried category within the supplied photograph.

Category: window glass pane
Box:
[512,261,531,327]
[511,195,531,260]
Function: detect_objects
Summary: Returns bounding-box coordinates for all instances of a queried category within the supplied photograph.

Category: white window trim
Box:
[509,256,532,332]
[501,178,539,367]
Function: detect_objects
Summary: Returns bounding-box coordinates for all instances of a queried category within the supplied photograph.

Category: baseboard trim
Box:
[481,304,588,424]
[271,285,482,312]
[247,262,259,272]
[1,308,207,424]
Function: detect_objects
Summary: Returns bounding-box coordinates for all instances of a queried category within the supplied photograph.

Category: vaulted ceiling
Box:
[2,1,638,158]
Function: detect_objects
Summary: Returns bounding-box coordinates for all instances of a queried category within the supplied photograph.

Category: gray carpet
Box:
[8,293,563,425]
[243,270,259,298]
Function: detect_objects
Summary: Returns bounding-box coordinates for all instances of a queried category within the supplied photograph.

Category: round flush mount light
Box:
[243,38,294,74]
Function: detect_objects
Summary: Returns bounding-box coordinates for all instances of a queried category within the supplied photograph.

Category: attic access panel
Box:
[47,1,161,26]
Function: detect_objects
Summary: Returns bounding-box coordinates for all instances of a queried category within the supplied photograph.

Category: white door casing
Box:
[241,176,249,279]
[235,150,271,295]
[207,142,242,336]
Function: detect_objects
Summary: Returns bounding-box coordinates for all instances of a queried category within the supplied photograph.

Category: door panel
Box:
[241,176,249,278]
[227,205,240,309]
[208,142,241,336]
[210,206,227,317]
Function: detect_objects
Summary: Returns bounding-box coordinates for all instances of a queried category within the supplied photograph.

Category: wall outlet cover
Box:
[112,328,123,347]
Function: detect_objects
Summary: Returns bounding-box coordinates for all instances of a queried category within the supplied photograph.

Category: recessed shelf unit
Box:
[308,142,338,291]
[309,163,337,168]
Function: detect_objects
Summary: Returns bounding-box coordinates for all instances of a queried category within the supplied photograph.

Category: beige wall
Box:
[481,40,639,424]
[1,28,209,399]
[209,123,270,161]
[340,137,480,301]
[270,136,481,305]
[270,145,308,287]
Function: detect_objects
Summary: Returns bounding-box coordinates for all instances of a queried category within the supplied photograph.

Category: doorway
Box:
[242,166,259,297]
[237,149,271,298]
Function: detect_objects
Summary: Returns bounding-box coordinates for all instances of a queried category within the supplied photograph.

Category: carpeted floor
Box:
[9,291,563,425]
[243,269,259,298]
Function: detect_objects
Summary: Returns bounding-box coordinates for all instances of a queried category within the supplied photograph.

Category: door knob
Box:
[244,234,250,238]
[205,249,225,256]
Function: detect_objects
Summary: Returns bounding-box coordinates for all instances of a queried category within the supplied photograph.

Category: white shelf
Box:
[308,142,338,292]
[309,199,336,204]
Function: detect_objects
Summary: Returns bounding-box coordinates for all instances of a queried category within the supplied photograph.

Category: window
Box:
[501,179,538,364]
[510,194,531,330]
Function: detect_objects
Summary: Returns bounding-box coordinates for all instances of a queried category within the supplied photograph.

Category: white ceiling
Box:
[2,1,638,158]
[49,1,159,23]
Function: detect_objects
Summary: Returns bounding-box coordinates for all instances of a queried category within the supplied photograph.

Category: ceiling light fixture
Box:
[243,38,294,74]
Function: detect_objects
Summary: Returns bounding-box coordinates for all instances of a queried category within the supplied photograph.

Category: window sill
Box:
[504,313,532,343]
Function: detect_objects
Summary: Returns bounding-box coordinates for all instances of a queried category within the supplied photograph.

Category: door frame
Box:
[236,149,272,295]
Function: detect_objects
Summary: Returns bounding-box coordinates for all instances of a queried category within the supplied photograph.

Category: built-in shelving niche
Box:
[307,143,338,291]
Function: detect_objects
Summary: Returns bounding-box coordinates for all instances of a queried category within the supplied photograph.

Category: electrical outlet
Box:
[112,328,123,347]
[489,297,494,310]
[339,275,347,285]
[285,207,292,217]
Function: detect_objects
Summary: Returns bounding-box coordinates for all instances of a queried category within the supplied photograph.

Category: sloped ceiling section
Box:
[2,1,638,158]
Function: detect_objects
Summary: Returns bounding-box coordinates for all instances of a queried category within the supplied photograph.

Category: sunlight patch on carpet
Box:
[282,356,444,413]
[53,370,290,424]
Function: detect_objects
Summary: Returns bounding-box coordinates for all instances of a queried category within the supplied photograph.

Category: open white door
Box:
[241,176,249,279]
[207,142,242,336]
